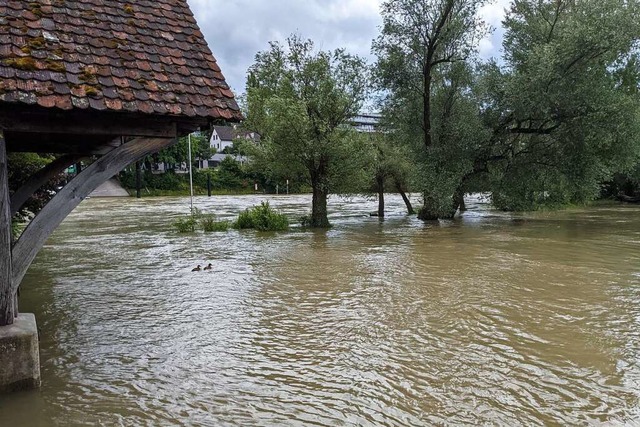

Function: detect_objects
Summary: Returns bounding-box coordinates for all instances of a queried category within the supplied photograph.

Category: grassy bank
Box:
[126,188,259,197]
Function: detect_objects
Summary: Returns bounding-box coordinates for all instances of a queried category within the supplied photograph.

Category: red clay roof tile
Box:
[0,0,241,122]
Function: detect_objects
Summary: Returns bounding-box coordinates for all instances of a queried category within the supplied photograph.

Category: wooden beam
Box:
[10,137,176,292]
[0,113,178,138]
[10,154,84,216]
[0,132,15,326]
[4,133,119,155]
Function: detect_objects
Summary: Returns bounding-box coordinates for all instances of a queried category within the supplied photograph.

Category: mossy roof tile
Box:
[0,0,241,122]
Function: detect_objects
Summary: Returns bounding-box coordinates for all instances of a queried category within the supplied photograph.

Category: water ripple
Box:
[2,195,640,426]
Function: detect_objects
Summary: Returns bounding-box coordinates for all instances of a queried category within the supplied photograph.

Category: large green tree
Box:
[473,0,640,210]
[373,0,489,219]
[245,36,369,227]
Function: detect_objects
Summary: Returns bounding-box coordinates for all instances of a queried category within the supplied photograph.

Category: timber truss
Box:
[0,107,204,326]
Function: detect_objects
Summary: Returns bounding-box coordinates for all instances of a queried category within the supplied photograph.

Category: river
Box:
[0,194,639,426]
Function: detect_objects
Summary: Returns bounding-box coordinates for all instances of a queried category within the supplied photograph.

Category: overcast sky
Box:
[187,0,511,96]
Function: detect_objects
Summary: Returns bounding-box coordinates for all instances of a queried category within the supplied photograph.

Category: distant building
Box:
[198,153,248,169]
[210,125,261,153]
[351,113,382,133]
[210,126,235,152]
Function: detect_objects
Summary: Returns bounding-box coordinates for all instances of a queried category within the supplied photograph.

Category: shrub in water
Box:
[173,215,197,233]
[233,202,289,231]
[234,209,256,230]
[200,214,231,232]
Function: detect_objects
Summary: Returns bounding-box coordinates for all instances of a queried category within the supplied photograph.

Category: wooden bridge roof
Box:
[0,0,242,126]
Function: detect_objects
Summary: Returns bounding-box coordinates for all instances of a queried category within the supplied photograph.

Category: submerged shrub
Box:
[200,214,231,232]
[233,202,289,231]
[173,215,198,233]
[234,209,256,230]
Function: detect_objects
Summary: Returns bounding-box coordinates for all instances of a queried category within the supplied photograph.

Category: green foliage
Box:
[153,133,213,166]
[200,214,231,232]
[476,0,640,209]
[11,218,22,241]
[374,0,640,215]
[373,0,490,219]
[245,35,369,227]
[233,202,289,231]
[120,170,187,192]
[8,153,64,215]
[120,158,264,195]
[173,215,198,233]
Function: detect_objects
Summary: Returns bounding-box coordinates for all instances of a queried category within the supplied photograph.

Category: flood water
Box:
[1,194,640,426]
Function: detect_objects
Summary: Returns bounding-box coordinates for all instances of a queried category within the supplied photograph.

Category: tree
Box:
[373,0,489,220]
[472,0,640,210]
[363,132,416,216]
[8,153,64,216]
[153,132,213,168]
[245,35,369,227]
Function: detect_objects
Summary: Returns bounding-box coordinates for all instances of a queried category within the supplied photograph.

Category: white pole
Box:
[188,134,194,216]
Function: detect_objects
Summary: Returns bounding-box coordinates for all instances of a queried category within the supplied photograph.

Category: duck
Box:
[203,263,213,271]
[192,265,202,272]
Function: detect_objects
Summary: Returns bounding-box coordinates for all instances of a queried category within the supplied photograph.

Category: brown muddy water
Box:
[0,194,639,426]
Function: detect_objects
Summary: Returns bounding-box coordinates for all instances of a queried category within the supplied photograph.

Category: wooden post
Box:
[75,162,82,176]
[135,161,142,199]
[207,173,211,197]
[0,131,15,326]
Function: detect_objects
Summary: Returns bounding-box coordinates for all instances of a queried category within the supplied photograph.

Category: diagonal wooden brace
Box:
[10,137,176,296]
[10,154,85,216]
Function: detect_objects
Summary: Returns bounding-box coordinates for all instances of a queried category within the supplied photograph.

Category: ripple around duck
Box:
[2,194,640,426]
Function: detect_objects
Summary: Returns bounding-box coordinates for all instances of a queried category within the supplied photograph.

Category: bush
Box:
[200,214,231,232]
[173,215,198,233]
[233,202,289,231]
[234,209,256,230]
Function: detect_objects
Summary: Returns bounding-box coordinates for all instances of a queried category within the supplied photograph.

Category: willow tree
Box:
[473,0,640,210]
[373,0,489,220]
[245,36,369,228]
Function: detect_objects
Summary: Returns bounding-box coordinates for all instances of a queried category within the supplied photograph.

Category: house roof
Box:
[213,125,261,143]
[213,125,235,141]
[0,0,242,122]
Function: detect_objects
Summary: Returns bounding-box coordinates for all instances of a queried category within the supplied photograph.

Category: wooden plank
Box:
[10,154,84,216]
[4,132,120,155]
[10,137,176,292]
[0,113,179,138]
[0,132,15,326]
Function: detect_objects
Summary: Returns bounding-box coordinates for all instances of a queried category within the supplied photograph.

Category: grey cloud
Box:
[188,0,381,94]
[187,0,507,96]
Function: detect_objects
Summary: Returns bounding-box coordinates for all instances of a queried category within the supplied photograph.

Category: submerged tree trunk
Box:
[377,174,385,218]
[310,160,331,228]
[395,181,414,215]
[311,184,330,228]
[456,188,466,212]
[418,194,439,221]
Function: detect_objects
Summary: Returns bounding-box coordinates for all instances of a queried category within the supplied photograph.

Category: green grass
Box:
[129,188,257,197]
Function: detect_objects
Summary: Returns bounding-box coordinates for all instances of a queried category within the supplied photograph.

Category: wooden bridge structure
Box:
[0,0,241,392]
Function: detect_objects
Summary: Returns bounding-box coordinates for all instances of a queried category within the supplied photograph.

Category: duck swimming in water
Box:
[203,263,213,271]
[192,265,202,272]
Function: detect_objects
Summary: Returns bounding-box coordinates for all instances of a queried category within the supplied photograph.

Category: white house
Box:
[209,125,235,152]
